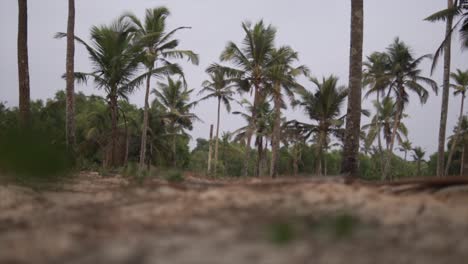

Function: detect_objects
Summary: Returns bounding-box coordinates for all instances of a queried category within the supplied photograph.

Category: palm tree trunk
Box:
[315,130,324,176]
[256,136,263,177]
[207,124,213,174]
[376,93,386,178]
[17,0,30,127]
[65,0,76,149]
[110,95,119,167]
[445,93,465,176]
[293,144,298,177]
[270,84,282,178]
[460,145,465,176]
[139,73,151,169]
[437,0,454,177]
[383,99,403,180]
[341,0,363,178]
[243,86,262,176]
[214,98,221,176]
[172,133,177,168]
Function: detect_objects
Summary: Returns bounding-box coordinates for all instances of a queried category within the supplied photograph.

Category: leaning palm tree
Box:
[342,0,364,178]
[293,76,348,176]
[120,7,199,170]
[209,20,287,176]
[17,0,31,126]
[445,69,468,175]
[426,0,468,176]
[412,147,426,176]
[265,47,309,178]
[152,77,198,167]
[382,38,438,180]
[198,67,235,176]
[56,20,155,167]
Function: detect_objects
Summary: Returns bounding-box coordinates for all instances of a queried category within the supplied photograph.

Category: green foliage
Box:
[268,222,296,245]
[0,126,74,187]
[164,169,184,183]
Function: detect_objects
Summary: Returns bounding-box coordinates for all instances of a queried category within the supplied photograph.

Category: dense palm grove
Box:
[2,1,468,181]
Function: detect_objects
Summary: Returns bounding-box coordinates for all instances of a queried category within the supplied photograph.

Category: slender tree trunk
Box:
[109,95,118,167]
[437,0,454,177]
[139,73,151,170]
[256,136,263,177]
[17,0,30,127]
[315,130,325,176]
[207,124,213,174]
[270,84,282,178]
[172,132,177,168]
[65,0,76,149]
[341,0,363,178]
[293,144,298,177]
[383,99,403,180]
[214,98,221,176]
[460,146,465,176]
[445,93,465,176]
[243,86,261,176]
[404,151,407,161]
[376,93,386,179]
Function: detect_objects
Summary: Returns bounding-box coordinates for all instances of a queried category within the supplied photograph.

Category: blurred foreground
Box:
[1,173,468,264]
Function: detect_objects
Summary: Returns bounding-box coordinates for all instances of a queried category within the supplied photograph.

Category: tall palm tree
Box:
[210,20,286,176]
[412,147,426,176]
[65,0,76,149]
[120,7,199,170]
[266,47,309,178]
[152,77,198,167]
[294,76,348,176]
[198,67,235,176]
[382,38,438,180]
[445,69,468,175]
[342,0,364,178]
[56,20,156,167]
[398,140,412,161]
[17,0,30,126]
[426,0,468,176]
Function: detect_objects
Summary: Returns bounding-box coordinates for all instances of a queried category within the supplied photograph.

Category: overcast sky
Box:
[1,0,467,154]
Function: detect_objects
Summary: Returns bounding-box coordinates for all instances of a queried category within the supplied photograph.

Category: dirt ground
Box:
[1,172,468,264]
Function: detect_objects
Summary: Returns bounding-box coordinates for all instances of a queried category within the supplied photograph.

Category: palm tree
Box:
[342,0,364,178]
[426,0,468,176]
[56,20,150,167]
[233,99,274,176]
[266,47,309,178]
[17,0,31,126]
[120,7,199,170]
[294,76,348,176]
[398,140,412,161]
[363,97,408,178]
[445,69,468,175]
[382,38,438,180]
[210,20,286,176]
[152,77,198,167]
[65,0,76,149]
[412,147,426,176]
[198,68,235,176]
[363,52,391,103]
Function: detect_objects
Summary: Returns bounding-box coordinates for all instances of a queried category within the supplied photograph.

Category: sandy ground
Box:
[1,172,468,264]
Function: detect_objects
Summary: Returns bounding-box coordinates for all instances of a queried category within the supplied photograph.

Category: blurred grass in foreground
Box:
[0,127,74,187]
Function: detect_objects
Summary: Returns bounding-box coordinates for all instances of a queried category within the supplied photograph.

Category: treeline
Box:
[6,2,468,180]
